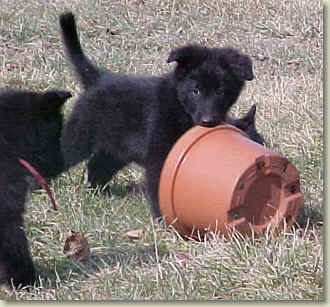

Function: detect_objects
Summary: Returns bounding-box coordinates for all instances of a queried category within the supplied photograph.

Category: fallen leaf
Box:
[63,230,90,261]
[173,251,189,262]
[255,54,269,61]
[287,60,300,66]
[106,29,120,35]
[125,229,144,241]
[176,27,183,34]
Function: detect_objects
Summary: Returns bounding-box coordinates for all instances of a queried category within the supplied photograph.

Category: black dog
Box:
[0,88,71,288]
[59,12,254,218]
[84,103,265,195]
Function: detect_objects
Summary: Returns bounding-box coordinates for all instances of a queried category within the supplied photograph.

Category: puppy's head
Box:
[0,89,71,178]
[168,44,253,127]
[30,90,72,178]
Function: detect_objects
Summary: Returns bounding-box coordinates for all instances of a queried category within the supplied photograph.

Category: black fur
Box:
[59,12,254,218]
[86,104,265,191]
[226,104,265,145]
[0,88,71,288]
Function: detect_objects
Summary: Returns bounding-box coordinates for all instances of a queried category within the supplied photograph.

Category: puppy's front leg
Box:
[87,151,127,189]
[0,218,37,288]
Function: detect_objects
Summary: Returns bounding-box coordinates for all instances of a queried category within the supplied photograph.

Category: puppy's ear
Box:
[220,48,254,81]
[43,90,72,109]
[36,90,72,117]
[167,45,206,68]
[244,104,257,122]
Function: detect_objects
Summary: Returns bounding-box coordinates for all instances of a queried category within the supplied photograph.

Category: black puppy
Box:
[0,88,71,288]
[85,103,265,194]
[59,12,254,218]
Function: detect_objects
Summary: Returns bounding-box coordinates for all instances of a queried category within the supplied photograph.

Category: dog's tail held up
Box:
[59,12,101,89]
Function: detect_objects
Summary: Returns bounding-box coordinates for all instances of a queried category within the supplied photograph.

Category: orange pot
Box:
[158,125,302,239]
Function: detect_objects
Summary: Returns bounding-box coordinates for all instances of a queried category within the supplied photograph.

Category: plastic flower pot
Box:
[158,125,302,239]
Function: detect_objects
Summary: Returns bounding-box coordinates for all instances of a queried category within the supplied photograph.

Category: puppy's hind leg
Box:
[145,161,164,220]
[87,150,127,189]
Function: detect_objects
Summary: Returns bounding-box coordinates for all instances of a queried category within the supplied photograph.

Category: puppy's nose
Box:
[200,115,219,127]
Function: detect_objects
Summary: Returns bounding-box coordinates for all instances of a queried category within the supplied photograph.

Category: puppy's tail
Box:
[59,12,101,89]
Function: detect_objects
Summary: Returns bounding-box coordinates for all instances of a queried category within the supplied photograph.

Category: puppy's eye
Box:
[192,88,200,96]
[215,88,224,96]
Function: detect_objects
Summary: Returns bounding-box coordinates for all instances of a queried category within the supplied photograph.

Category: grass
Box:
[0,0,323,301]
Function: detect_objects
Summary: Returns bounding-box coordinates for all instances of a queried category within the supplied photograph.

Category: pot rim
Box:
[158,124,249,224]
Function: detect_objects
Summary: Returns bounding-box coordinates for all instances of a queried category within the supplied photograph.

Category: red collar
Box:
[1,137,57,210]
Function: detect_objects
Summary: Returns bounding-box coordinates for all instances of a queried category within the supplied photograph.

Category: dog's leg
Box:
[145,159,165,220]
[87,150,127,189]
[0,218,37,288]
[0,179,37,288]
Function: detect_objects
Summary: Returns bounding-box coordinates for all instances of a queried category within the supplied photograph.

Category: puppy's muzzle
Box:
[199,115,220,127]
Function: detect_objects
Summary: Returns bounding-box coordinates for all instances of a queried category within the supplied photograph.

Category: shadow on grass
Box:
[80,176,147,202]
[295,200,323,228]
[35,244,167,289]
[96,182,146,198]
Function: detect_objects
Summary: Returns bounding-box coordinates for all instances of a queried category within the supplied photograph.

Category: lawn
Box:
[0,0,323,301]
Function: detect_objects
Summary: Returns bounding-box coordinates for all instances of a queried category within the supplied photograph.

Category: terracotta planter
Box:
[158,125,302,239]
